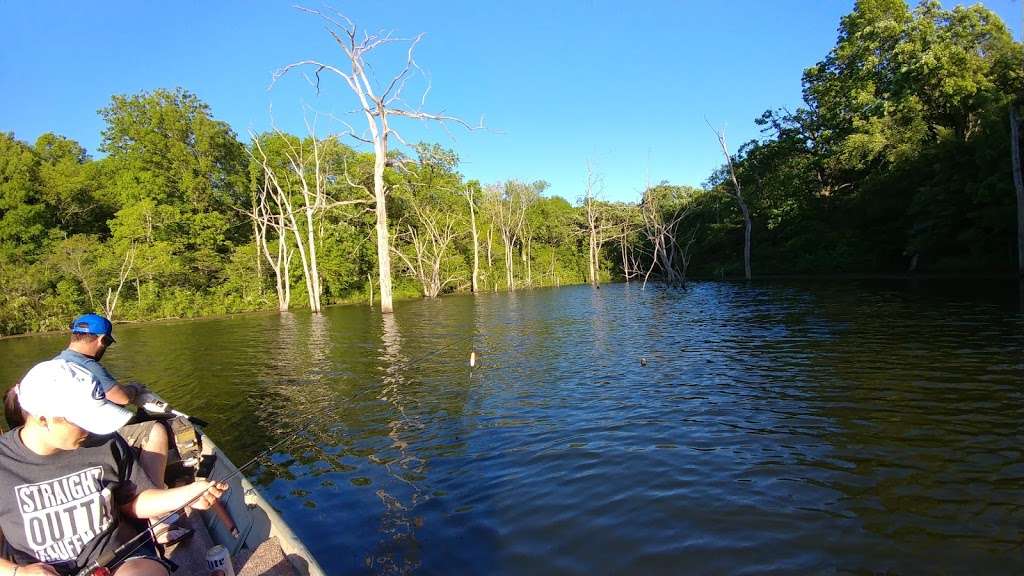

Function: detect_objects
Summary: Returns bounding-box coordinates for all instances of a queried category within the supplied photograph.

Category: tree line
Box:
[696,0,1024,277]
[1,0,1021,336]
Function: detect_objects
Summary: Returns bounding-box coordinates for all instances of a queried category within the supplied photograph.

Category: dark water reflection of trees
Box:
[1,280,1021,575]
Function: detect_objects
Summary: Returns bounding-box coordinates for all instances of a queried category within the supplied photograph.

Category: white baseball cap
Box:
[17,359,133,435]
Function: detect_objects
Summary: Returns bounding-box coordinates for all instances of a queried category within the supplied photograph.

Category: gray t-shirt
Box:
[57,350,118,394]
[0,429,155,571]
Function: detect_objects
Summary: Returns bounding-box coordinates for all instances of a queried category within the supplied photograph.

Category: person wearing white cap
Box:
[0,359,226,576]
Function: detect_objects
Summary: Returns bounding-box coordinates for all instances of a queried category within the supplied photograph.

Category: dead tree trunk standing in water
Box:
[489,181,532,292]
[1011,103,1024,276]
[486,222,495,292]
[466,182,481,292]
[618,219,642,284]
[620,229,629,282]
[708,122,752,280]
[583,165,602,288]
[392,200,459,298]
[250,129,365,313]
[639,187,697,288]
[244,156,292,311]
[274,8,479,313]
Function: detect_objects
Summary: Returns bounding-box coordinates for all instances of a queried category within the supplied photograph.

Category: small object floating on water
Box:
[640,357,647,367]
[469,351,477,368]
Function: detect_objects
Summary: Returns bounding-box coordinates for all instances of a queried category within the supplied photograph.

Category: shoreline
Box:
[3,274,1020,340]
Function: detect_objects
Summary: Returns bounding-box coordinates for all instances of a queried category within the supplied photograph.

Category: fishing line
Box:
[78,332,480,575]
[75,406,335,576]
[387,331,477,373]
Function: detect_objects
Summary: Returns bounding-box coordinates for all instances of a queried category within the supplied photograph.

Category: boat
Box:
[1,387,323,576]
[162,424,327,576]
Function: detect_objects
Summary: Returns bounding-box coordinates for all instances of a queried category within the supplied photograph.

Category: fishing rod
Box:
[74,409,332,576]
[78,332,479,575]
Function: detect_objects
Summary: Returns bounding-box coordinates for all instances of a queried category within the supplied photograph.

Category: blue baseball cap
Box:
[70,313,115,342]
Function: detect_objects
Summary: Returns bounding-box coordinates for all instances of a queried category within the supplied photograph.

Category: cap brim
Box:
[67,401,134,435]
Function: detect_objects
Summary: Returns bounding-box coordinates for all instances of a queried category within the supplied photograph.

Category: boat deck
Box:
[161,431,322,576]
[167,509,298,576]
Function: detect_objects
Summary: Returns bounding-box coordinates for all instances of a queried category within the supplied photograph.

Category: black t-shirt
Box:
[0,429,155,572]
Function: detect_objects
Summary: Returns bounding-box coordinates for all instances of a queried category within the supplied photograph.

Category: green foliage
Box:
[2,0,1020,334]
[0,132,47,263]
[691,0,1023,276]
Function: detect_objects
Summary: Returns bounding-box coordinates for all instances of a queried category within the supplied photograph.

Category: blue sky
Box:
[1,1,1020,202]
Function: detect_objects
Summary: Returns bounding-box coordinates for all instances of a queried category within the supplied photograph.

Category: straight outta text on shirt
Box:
[15,466,113,562]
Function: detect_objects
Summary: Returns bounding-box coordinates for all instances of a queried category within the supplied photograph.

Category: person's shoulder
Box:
[58,349,109,379]
[58,348,93,365]
[0,428,19,447]
[81,433,130,456]
[0,427,27,460]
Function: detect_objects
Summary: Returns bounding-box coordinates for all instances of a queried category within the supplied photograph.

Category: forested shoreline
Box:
[2,0,1022,336]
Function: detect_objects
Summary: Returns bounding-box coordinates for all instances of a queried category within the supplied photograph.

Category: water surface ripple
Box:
[2,280,1022,575]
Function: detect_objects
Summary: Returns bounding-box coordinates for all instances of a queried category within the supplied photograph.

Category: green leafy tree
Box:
[0,133,47,262]
[100,88,248,290]
[34,133,110,234]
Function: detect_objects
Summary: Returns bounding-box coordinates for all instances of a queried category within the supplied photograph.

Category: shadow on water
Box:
[1,279,1022,575]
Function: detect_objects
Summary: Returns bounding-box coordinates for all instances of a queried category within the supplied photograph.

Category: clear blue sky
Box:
[1,1,1019,202]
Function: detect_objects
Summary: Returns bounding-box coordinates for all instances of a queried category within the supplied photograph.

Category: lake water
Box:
[2,280,1022,575]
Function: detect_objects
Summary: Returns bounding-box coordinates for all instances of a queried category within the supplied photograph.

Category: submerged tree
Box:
[392,198,460,298]
[707,122,752,279]
[581,163,606,288]
[273,8,479,314]
[249,127,368,313]
[486,180,543,291]
[639,185,699,288]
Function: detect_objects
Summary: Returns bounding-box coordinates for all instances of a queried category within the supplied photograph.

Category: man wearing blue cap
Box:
[56,315,190,546]
[60,314,132,403]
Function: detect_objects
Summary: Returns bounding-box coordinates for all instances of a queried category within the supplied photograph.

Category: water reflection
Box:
[369,311,422,575]
[1,281,1021,574]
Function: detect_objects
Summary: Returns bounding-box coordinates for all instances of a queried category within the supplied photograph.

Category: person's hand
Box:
[187,480,229,511]
[123,383,147,405]
[137,390,168,413]
[16,563,60,575]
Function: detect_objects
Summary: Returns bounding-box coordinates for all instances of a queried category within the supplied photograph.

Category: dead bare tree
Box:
[1011,103,1024,276]
[707,121,752,280]
[639,187,698,289]
[614,204,643,283]
[250,127,367,313]
[486,184,516,291]
[244,153,293,311]
[583,165,602,288]
[487,181,537,291]
[104,243,136,320]
[273,8,480,313]
[581,164,621,288]
[466,182,481,292]
[392,201,460,297]
[486,221,495,292]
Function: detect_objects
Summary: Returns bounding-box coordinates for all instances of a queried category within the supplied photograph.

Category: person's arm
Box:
[104,383,146,406]
[0,558,59,575]
[127,480,228,520]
